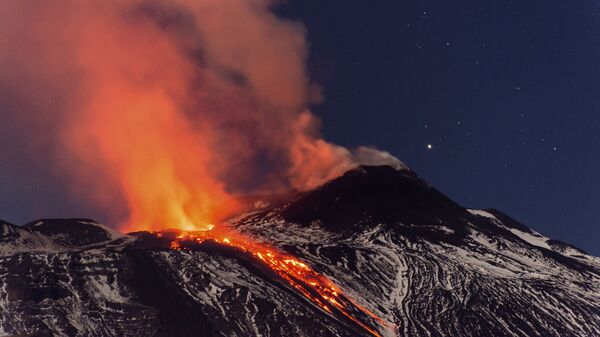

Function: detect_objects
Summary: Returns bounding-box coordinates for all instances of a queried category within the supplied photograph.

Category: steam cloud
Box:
[0,0,396,231]
[353,146,408,171]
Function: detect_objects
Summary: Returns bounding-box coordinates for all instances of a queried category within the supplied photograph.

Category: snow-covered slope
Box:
[0,166,598,337]
[0,218,131,255]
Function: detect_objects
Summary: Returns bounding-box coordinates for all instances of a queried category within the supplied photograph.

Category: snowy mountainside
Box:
[0,165,599,337]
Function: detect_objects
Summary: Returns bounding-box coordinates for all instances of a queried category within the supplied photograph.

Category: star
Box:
[427,144,433,150]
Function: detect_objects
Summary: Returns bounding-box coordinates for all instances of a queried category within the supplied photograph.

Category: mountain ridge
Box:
[0,165,599,337]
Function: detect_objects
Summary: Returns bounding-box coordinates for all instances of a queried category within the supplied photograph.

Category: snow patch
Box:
[86,275,128,304]
[506,228,551,250]
[468,209,499,222]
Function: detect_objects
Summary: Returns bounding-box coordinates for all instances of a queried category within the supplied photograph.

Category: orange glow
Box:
[164,227,388,337]
[2,2,392,333]
[0,1,360,233]
[0,3,387,332]
[169,240,181,250]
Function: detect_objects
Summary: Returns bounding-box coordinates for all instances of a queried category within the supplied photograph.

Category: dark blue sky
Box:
[278,1,600,254]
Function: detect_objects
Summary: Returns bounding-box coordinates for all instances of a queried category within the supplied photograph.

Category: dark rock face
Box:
[282,166,462,230]
[1,166,599,337]
[22,219,118,247]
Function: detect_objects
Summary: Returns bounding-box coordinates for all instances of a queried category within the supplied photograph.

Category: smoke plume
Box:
[0,0,365,231]
[353,146,408,171]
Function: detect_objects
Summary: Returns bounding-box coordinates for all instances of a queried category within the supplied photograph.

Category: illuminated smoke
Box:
[0,0,360,231]
[353,146,408,171]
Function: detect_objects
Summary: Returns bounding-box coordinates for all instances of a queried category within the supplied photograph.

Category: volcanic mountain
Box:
[1,165,599,337]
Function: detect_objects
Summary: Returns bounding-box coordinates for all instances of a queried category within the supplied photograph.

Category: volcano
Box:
[1,165,599,337]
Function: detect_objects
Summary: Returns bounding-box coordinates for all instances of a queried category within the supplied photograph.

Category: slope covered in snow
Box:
[0,166,598,337]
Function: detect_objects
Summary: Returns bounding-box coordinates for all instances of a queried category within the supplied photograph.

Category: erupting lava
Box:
[1,1,393,333]
[160,227,388,337]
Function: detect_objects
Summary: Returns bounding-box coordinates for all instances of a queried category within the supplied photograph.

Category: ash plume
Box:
[0,0,369,231]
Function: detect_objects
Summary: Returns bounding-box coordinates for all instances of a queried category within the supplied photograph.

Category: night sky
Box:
[0,1,598,255]
[278,0,600,254]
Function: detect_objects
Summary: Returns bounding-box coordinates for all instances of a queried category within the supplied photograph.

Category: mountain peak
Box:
[1,166,600,337]
[282,165,462,230]
[21,218,126,247]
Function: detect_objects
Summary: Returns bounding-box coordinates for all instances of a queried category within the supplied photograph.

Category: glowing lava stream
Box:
[160,227,389,337]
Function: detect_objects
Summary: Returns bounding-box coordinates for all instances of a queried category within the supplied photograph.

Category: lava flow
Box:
[159,227,388,337]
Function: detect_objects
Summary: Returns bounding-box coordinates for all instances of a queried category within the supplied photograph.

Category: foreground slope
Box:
[1,166,599,336]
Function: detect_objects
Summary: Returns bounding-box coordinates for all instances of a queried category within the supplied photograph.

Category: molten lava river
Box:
[154,227,389,337]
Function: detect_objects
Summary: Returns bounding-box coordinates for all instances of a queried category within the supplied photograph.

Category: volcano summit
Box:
[0,165,599,337]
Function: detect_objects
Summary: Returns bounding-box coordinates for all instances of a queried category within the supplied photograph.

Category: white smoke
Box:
[353,146,409,171]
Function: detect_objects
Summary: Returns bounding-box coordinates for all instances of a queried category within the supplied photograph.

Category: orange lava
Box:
[162,227,388,337]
